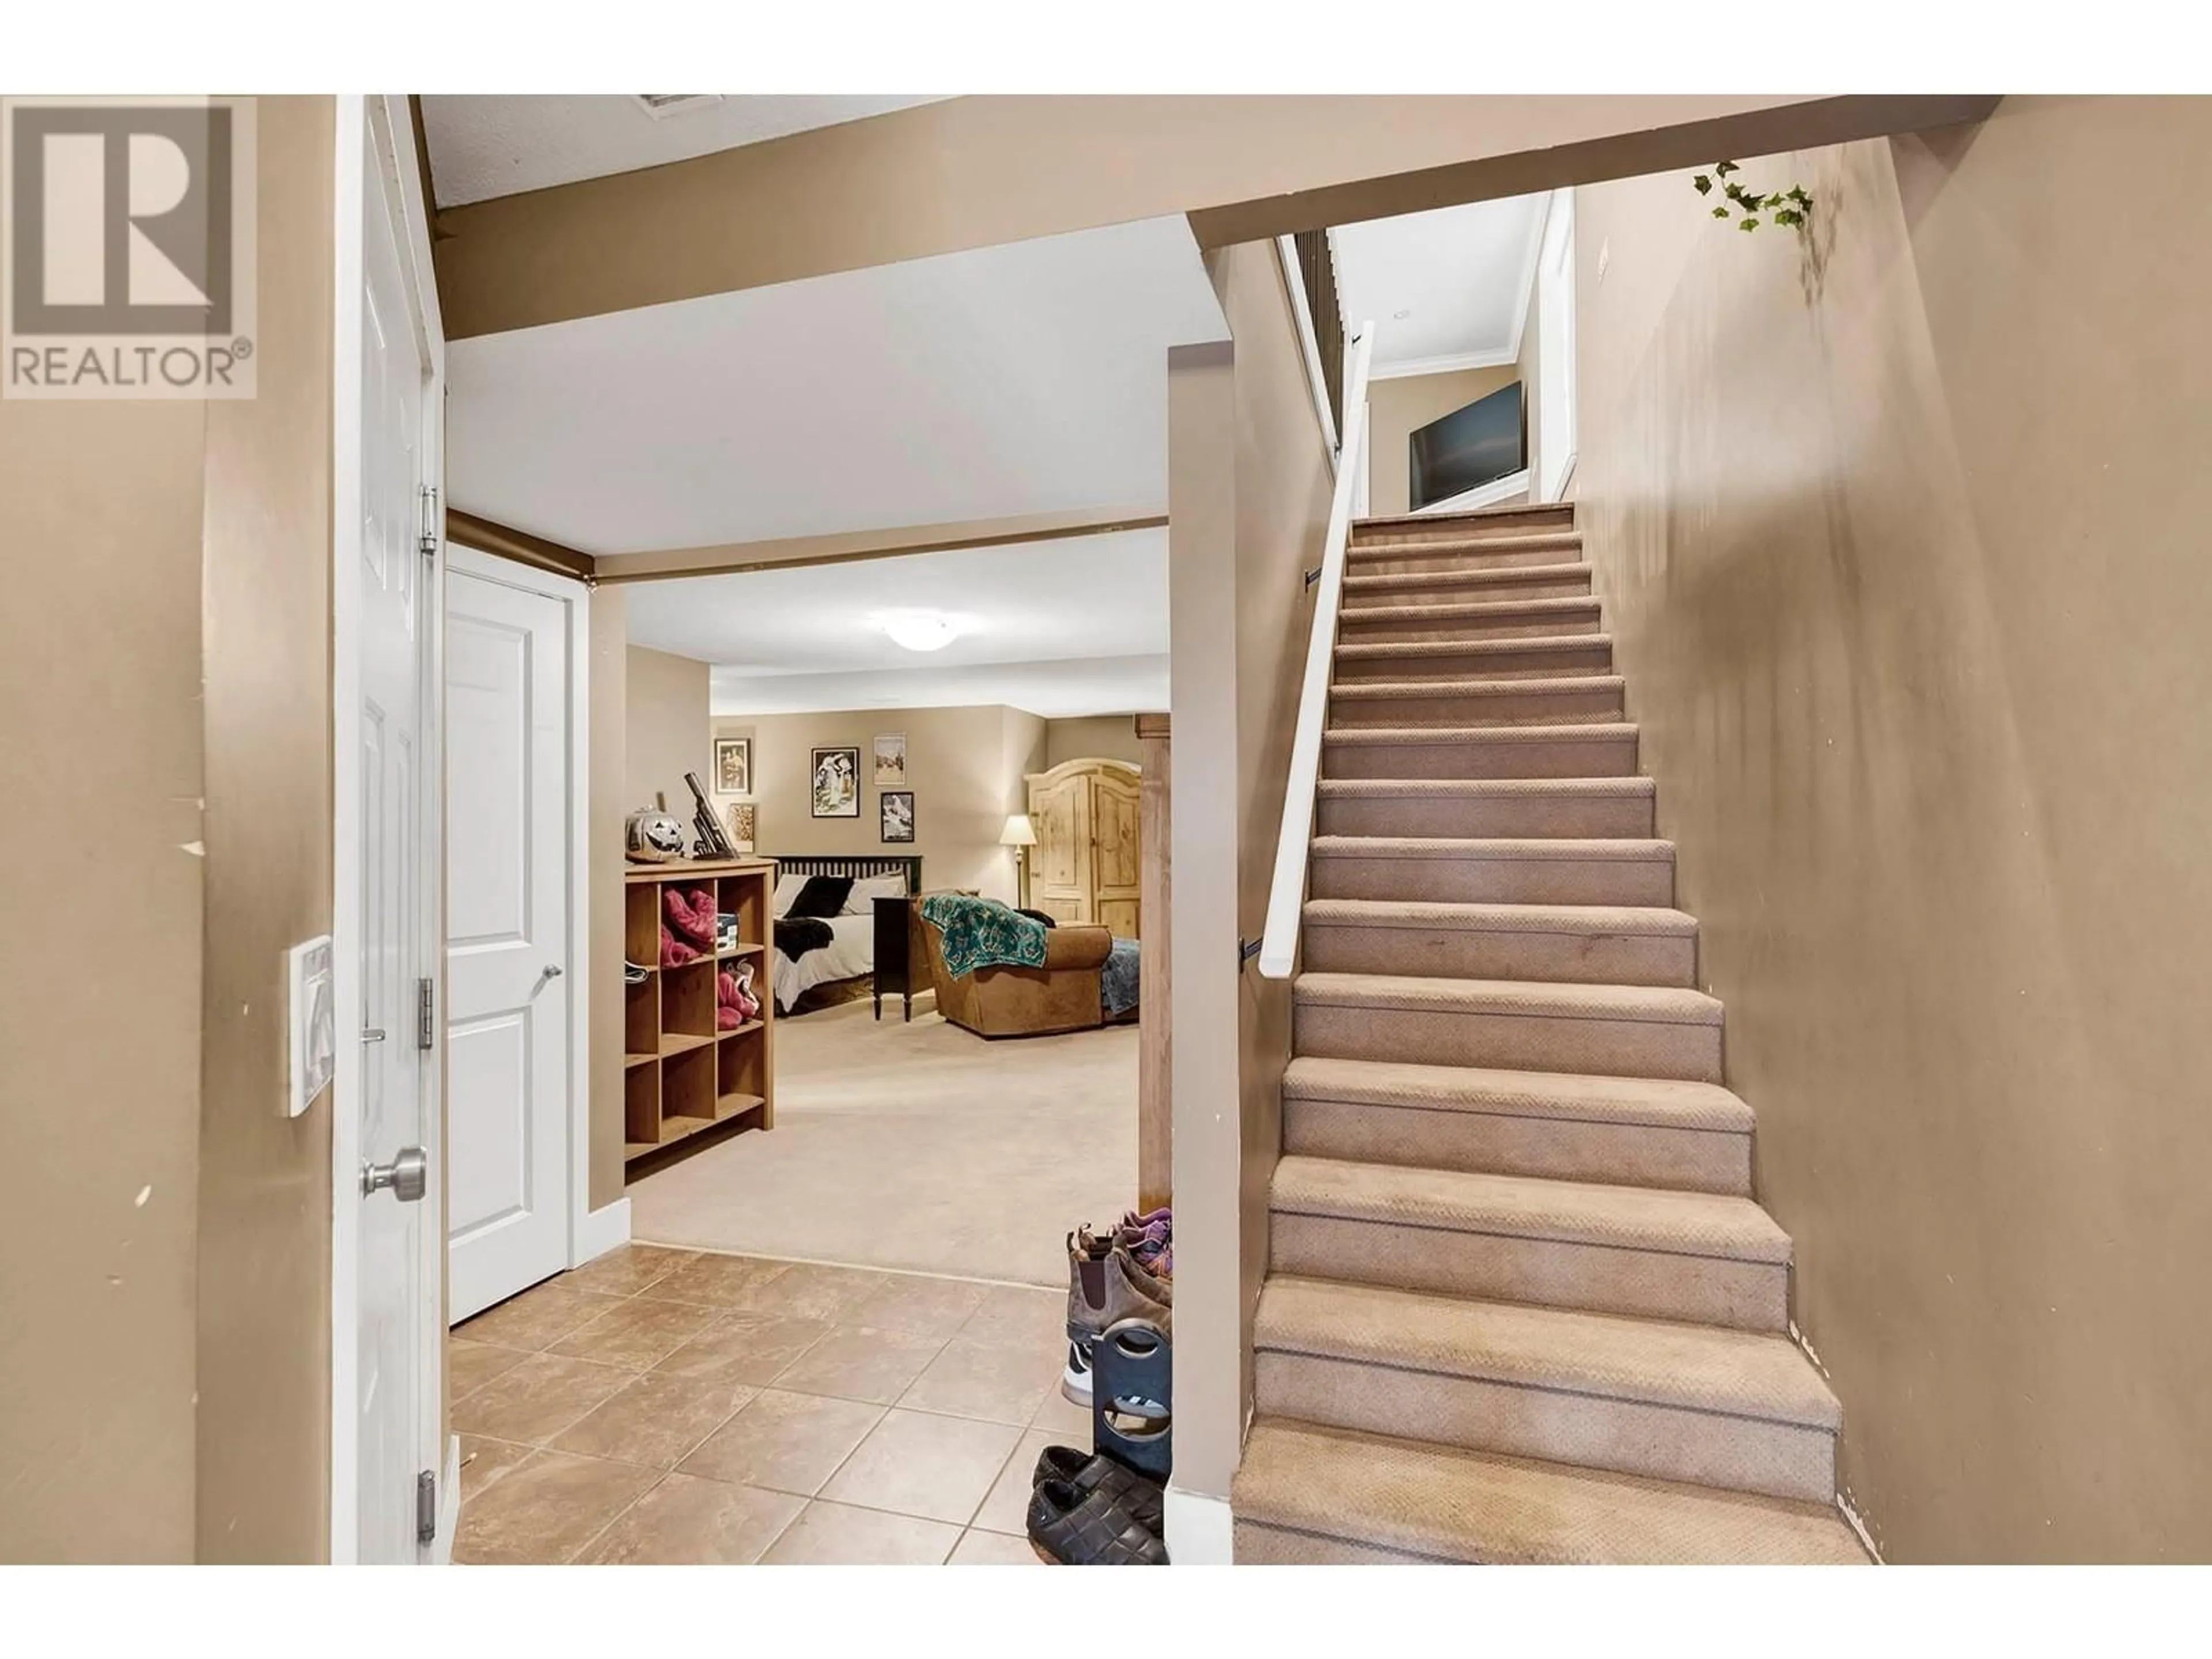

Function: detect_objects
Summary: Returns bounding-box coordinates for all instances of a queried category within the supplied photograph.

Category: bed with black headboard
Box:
[764,854,925,1015]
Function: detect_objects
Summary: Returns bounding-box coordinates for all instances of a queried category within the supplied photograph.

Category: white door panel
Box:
[357,126,431,1563]
[445,567,571,1319]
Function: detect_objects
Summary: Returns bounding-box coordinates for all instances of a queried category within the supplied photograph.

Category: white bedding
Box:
[771,912,874,1013]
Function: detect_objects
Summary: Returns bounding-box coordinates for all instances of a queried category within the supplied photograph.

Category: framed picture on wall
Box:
[810,747,859,817]
[880,790,915,843]
[725,801,757,853]
[714,737,751,796]
[872,732,907,785]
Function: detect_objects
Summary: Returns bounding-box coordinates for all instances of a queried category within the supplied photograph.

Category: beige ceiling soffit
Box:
[434,94,1938,339]
[445,508,597,582]
[1190,94,2003,245]
[592,506,1168,586]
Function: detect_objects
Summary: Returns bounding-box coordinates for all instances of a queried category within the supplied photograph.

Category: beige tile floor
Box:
[450,1243,1093,1565]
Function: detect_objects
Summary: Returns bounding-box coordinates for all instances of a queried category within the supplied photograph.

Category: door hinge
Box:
[417,484,441,559]
[416,1468,437,1546]
[417,978,435,1051]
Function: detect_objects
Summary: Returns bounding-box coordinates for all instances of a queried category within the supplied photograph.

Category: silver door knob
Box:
[537,964,563,984]
[361,1145,429,1202]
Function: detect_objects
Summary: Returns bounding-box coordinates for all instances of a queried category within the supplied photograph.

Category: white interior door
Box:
[354,107,439,1563]
[445,560,574,1320]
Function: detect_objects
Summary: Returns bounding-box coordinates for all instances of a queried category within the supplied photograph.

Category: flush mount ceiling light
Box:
[872,609,968,652]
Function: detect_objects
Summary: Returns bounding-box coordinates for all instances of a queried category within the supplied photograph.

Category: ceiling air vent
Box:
[634,95,724,120]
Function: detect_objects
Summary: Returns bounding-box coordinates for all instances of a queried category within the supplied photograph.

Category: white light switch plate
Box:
[287,934,335,1117]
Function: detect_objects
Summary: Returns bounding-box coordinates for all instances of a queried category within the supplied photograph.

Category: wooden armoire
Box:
[1025,757,1141,937]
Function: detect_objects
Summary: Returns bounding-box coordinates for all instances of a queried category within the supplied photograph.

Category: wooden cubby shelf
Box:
[622,858,777,1168]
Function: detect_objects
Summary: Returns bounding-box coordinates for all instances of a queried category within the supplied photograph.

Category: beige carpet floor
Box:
[628,997,1137,1287]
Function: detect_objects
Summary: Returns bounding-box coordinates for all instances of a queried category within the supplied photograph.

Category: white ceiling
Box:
[1331,193,1551,378]
[620,529,1169,718]
[447,214,1228,555]
[419,95,950,208]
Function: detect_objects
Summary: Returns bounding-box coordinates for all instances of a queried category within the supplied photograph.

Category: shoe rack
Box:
[623,858,776,1166]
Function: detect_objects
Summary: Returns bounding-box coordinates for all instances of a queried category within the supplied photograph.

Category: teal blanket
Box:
[920,893,1048,980]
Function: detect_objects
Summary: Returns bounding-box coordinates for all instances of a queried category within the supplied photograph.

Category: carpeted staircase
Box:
[1231,502,1867,1565]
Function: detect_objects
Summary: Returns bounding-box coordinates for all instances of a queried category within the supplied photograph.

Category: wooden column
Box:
[1135,713,1172,1211]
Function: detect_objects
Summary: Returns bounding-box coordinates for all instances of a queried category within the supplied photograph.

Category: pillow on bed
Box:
[772,873,810,918]
[842,872,910,914]
[786,874,855,920]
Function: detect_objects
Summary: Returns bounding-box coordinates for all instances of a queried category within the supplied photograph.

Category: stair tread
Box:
[1235,1418,1865,1565]
[1319,776,1655,799]
[1336,632,1609,660]
[1271,1154,1790,1263]
[1344,562,1590,592]
[1256,1275,1839,1429]
[1296,971,1721,1026]
[1340,594,1601,624]
[1312,835,1673,862]
[1332,674,1623,699]
[1355,503,1574,532]
[1324,722,1635,747]
[1302,898,1696,936]
[1282,1055,1752,1131]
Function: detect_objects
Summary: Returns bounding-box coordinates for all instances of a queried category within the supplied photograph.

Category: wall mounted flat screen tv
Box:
[1408,381,1526,510]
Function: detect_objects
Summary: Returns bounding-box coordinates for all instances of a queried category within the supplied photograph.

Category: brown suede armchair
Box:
[916,908,1113,1039]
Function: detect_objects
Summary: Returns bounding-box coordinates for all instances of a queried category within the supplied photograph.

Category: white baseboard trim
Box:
[573,1198,631,1267]
[430,1434,460,1565]
[1164,1483,1234,1565]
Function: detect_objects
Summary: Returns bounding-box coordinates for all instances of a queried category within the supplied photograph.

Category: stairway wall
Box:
[1573,97,2212,1562]
[1165,241,1336,1509]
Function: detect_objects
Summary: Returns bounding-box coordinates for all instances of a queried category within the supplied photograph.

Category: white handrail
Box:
[1257,321,1375,979]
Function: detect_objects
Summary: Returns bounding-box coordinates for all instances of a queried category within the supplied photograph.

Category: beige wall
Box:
[710,704,1044,902]
[434,96,1997,339]
[1574,96,2212,1562]
[1043,715,1147,770]
[624,645,711,816]
[194,95,339,1563]
[0,96,339,1565]
[1365,365,1521,517]
[588,590,630,1210]
[1165,241,1337,1508]
[0,385,206,1566]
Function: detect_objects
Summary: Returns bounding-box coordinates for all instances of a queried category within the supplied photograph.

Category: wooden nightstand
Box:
[873,895,922,1021]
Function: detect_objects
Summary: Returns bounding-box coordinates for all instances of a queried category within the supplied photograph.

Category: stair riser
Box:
[1330,685,1624,728]
[1350,544,1579,576]
[1337,609,1603,645]
[1319,791,1655,839]
[1235,1522,1442,1565]
[1301,919,1694,987]
[1334,642,1615,681]
[1294,1000,1722,1084]
[1282,1097,1751,1194]
[1344,570,1591,607]
[1253,1353,1835,1503]
[1310,853,1674,906]
[1268,1212,1786,1331]
[1323,733,1638,781]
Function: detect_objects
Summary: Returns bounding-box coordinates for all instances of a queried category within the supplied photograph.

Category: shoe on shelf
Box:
[1063,1229,1171,1408]
[1026,1477,1169,1566]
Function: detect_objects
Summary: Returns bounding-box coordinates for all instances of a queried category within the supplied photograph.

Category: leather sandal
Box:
[1025,1476,1169,1566]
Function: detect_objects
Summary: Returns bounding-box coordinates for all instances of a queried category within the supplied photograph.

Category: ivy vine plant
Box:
[1694,161,1812,232]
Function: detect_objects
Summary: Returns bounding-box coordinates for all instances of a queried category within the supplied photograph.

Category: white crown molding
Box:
[1368,346,1521,381]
